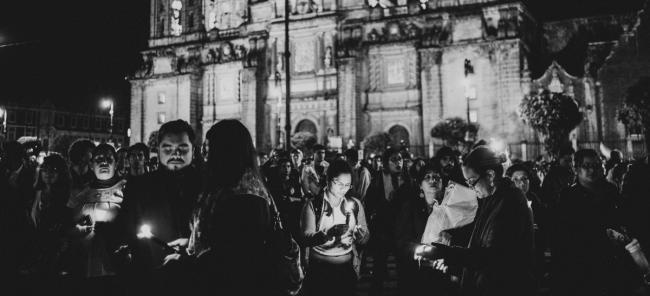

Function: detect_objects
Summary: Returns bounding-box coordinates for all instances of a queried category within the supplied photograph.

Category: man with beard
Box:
[120,120,202,292]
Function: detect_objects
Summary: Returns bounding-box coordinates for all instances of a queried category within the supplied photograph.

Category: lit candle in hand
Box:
[137,224,178,253]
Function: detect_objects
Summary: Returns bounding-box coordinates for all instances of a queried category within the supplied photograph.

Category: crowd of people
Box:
[1,118,649,296]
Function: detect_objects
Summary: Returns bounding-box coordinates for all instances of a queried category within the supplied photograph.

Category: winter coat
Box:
[446,178,536,296]
[552,180,636,296]
[121,166,203,272]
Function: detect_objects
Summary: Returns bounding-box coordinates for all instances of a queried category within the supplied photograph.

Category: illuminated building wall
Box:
[130,0,639,155]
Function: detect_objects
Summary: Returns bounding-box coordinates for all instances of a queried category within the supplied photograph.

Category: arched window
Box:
[295,119,318,135]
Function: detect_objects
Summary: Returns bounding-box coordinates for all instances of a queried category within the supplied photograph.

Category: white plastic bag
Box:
[421,181,478,245]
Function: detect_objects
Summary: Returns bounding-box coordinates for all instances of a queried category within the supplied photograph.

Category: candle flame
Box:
[345,201,354,214]
[137,224,153,239]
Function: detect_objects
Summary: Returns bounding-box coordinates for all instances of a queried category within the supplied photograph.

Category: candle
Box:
[137,224,178,253]
[344,201,354,225]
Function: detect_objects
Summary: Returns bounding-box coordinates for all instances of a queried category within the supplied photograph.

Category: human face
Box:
[280,161,292,177]
[462,165,491,199]
[128,150,147,169]
[291,151,302,167]
[92,152,116,181]
[439,155,454,169]
[40,165,60,185]
[576,156,604,186]
[420,170,443,204]
[158,133,193,171]
[388,153,403,174]
[329,173,352,198]
[315,149,326,163]
[373,157,382,171]
[510,170,530,194]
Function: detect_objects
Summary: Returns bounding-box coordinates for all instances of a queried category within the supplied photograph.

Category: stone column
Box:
[419,48,443,140]
[240,67,259,144]
[337,57,358,146]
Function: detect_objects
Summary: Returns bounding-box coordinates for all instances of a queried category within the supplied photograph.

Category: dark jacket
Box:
[540,164,574,208]
[121,166,203,272]
[365,170,416,247]
[552,181,632,296]
[394,196,451,294]
[446,178,536,296]
[621,157,650,256]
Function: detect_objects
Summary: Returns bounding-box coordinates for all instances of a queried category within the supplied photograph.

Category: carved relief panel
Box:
[294,38,316,73]
[206,0,247,30]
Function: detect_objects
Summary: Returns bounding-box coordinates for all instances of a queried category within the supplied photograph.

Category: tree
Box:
[362,132,392,155]
[520,90,582,157]
[618,76,650,149]
[430,117,480,148]
[291,131,317,151]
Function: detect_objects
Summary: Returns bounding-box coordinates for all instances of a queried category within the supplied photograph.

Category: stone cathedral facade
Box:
[130,0,640,156]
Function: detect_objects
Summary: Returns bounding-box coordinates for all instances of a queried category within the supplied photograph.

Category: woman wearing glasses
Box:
[300,159,369,296]
[395,163,452,295]
[365,147,415,294]
[417,146,536,296]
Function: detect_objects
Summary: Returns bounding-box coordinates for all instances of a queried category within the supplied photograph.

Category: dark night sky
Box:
[0,0,645,115]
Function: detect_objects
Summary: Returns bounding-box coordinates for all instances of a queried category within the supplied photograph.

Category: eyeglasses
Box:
[423,174,442,183]
[465,176,482,187]
[331,179,352,188]
[512,176,529,183]
[579,162,603,170]
[390,156,403,163]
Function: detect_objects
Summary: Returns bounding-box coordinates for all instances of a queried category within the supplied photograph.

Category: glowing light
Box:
[137,224,153,239]
[414,244,434,260]
[489,138,505,152]
[101,99,113,110]
[345,201,354,214]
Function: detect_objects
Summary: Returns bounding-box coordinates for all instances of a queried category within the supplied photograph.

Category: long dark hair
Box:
[205,119,262,191]
[36,153,72,204]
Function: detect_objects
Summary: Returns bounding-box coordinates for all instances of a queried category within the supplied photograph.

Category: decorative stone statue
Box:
[324,46,332,68]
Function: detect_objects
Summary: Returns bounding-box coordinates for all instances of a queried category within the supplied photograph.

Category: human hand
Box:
[340,232,353,247]
[352,226,367,242]
[432,259,449,273]
[167,238,189,253]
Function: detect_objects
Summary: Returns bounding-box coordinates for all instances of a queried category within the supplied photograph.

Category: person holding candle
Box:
[175,119,298,295]
[300,159,369,296]
[66,143,126,293]
[394,163,452,295]
[415,146,536,296]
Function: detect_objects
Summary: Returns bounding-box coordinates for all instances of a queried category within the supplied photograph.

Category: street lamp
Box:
[283,0,292,152]
[0,106,7,134]
[270,71,283,148]
[463,59,475,124]
[101,99,114,137]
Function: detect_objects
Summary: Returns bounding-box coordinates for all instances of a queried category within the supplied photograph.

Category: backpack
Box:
[311,194,360,232]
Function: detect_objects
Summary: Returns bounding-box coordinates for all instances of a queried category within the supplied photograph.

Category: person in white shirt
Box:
[300,159,369,296]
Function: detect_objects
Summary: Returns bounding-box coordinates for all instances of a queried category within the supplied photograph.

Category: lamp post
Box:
[101,99,114,137]
[284,0,292,152]
[270,71,283,148]
[0,106,7,134]
[463,59,475,124]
